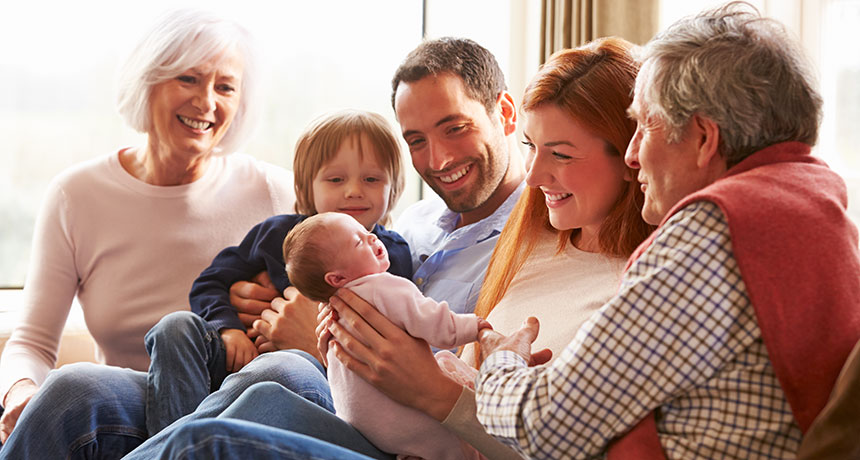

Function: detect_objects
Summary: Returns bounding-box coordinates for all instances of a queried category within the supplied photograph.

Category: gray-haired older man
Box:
[475,2,860,459]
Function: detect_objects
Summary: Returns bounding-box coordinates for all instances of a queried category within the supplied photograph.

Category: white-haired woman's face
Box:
[147,48,243,159]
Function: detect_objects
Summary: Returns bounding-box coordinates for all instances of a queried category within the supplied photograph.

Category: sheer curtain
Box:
[540,0,658,62]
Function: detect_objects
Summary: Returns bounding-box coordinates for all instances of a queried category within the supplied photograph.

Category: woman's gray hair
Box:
[635,1,822,166]
[116,8,260,154]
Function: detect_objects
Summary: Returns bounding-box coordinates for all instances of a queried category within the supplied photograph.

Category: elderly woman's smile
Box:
[148,48,244,160]
[177,115,214,131]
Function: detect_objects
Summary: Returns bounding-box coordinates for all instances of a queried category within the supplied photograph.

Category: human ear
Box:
[497,91,517,136]
[324,271,348,288]
[692,114,721,169]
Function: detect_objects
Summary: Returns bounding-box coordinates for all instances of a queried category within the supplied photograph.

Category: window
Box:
[0,0,538,289]
[815,0,860,224]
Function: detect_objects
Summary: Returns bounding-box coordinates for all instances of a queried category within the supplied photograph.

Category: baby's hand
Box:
[221,328,259,372]
[477,318,493,331]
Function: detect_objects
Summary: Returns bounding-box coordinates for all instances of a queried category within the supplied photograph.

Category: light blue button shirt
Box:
[394,182,525,316]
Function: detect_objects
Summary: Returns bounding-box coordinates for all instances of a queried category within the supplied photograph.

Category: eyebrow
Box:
[523,131,577,149]
[544,140,577,148]
[402,114,467,138]
[187,67,239,82]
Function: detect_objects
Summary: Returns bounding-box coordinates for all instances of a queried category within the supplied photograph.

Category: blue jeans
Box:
[160,419,377,460]
[0,350,329,460]
[157,382,392,460]
[0,363,149,460]
[145,311,227,435]
[124,350,332,459]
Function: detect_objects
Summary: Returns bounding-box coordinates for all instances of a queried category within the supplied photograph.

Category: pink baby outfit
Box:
[327,272,484,460]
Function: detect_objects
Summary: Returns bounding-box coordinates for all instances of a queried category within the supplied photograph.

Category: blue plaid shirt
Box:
[476,201,802,459]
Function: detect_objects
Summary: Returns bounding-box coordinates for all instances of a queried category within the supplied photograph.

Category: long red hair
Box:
[472,37,655,365]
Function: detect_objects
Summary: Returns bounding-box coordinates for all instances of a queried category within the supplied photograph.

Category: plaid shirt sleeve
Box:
[475,201,798,459]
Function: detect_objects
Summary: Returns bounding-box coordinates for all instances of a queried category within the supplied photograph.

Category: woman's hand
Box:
[327,288,463,421]
[230,271,279,330]
[0,378,39,443]
[253,286,321,361]
[221,329,259,372]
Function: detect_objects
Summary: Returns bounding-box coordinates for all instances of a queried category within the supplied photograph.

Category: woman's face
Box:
[147,47,244,159]
[523,104,630,251]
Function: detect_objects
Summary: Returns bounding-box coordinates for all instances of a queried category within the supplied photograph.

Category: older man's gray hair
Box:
[635,1,822,167]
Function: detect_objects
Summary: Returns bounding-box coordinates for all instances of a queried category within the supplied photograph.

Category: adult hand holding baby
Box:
[325,288,463,422]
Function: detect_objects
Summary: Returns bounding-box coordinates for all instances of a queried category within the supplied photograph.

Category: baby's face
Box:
[326,213,390,283]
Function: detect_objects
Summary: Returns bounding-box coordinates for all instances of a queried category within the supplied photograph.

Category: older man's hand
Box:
[478,317,552,366]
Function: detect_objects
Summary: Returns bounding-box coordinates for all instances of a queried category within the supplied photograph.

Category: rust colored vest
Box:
[608,142,860,459]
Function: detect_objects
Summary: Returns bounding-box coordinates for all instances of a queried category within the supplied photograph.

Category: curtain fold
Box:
[540,0,659,63]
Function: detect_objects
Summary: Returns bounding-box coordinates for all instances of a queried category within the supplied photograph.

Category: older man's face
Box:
[624,68,708,225]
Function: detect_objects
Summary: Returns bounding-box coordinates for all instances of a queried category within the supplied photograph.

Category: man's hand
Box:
[221,329,259,372]
[230,271,279,330]
[0,379,38,443]
[253,286,321,361]
[478,317,552,366]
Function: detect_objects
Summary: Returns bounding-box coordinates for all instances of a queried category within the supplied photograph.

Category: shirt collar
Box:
[435,181,526,240]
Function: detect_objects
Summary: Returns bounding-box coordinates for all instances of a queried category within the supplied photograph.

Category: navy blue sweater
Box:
[189,214,413,332]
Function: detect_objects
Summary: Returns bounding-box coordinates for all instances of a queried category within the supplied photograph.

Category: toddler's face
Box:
[312,134,391,230]
[326,213,390,284]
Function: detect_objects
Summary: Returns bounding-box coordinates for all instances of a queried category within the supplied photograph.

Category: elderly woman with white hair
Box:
[0,8,296,456]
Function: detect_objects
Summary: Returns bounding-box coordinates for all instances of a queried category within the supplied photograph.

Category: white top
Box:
[440,227,626,460]
[0,150,295,400]
[460,227,626,367]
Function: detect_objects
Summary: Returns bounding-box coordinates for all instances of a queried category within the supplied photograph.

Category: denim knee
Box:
[283,349,327,376]
[3,364,149,460]
[240,381,291,401]
[145,311,205,345]
[224,351,333,411]
[239,351,325,383]
[235,380,333,414]
[39,363,147,412]
[41,362,111,399]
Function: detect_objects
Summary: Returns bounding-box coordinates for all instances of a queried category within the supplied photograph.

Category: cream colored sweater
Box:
[460,228,626,367]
